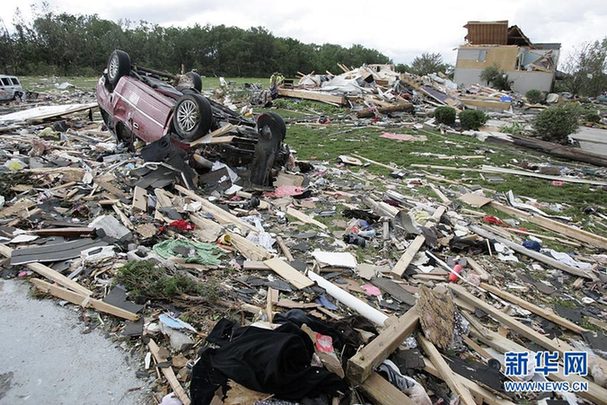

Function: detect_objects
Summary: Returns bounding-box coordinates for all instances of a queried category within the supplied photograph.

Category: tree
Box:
[559,39,607,97]
[480,65,512,91]
[409,52,448,76]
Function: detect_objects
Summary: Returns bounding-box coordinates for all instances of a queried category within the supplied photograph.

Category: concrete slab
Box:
[570,126,607,157]
[0,279,149,404]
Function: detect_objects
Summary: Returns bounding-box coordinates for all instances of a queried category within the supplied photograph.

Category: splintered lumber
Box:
[479,283,588,334]
[423,357,515,405]
[0,244,92,296]
[228,232,271,261]
[466,257,490,281]
[351,153,398,171]
[277,88,346,105]
[428,183,450,204]
[470,225,595,279]
[509,134,607,168]
[132,186,147,212]
[358,372,416,405]
[419,336,476,405]
[391,206,446,277]
[491,201,607,249]
[481,165,607,186]
[275,236,294,261]
[263,258,314,290]
[286,207,328,230]
[356,102,414,118]
[450,284,570,355]
[148,338,191,405]
[188,123,236,146]
[0,199,36,218]
[189,214,224,242]
[347,305,419,383]
[30,279,138,320]
[176,185,257,233]
[308,270,388,326]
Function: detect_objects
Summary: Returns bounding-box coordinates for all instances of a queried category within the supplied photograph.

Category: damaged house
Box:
[454,20,560,94]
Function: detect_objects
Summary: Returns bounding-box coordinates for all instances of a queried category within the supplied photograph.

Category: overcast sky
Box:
[1,0,606,65]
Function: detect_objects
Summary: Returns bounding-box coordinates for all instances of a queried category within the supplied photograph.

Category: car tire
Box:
[107,50,131,89]
[185,72,202,91]
[172,93,212,141]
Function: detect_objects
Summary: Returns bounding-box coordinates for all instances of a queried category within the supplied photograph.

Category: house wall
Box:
[455,46,519,71]
[454,67,555,93]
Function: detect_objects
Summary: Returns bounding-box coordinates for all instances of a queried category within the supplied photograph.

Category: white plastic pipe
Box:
[307,270,388,326]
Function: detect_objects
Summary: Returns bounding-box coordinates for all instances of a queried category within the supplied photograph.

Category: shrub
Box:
[526,89,544,104]
[501,122,526,135]
[434,106,456,125]
[480,65,512,91]
[533,105,579,143]
[459,110,488,130]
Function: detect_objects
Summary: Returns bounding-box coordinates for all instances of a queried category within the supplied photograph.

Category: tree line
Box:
[0,11,391,77]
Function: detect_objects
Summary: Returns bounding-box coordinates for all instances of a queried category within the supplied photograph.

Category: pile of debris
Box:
[2,90,607,405]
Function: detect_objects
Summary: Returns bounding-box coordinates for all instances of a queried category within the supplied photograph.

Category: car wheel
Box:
[185,72,202,91]
[172,93,212,141]
[107,50,131,89]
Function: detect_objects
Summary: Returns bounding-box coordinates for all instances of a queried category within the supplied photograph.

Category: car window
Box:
[0,78,9,86]
[11,78,19,85]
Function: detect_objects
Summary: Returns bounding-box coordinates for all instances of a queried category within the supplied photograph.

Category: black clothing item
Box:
[191,319,347,405]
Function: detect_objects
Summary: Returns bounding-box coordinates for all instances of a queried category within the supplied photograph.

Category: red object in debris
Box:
[314,333,335,353]
[449,264,463,282]
[168,219,195,231]
[482,215,505,226]
[552,180,564,187]
[264,185,305,198]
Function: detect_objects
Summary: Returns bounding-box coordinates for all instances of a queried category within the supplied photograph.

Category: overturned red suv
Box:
[96,50,288,186]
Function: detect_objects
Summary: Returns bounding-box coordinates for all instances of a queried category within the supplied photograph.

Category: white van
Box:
[0,75,25,101]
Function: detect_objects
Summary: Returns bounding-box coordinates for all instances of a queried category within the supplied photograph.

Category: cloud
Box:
[1,0,606,65]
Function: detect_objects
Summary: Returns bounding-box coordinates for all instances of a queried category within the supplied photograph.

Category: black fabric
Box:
[190,319,347,405]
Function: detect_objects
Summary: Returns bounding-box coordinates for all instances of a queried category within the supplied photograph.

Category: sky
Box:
[1,0,606,66]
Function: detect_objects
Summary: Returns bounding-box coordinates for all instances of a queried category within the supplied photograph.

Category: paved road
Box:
[0,279,149,405]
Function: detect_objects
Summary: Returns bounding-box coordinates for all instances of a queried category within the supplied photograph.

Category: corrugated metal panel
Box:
[464,21,508,45]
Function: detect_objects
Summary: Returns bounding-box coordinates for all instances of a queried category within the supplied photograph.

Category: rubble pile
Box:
[1,88,607,405]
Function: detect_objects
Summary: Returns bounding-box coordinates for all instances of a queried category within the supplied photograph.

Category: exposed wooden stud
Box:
[264,258,314,290]
[358,372,416,405]
[148,338,191,405]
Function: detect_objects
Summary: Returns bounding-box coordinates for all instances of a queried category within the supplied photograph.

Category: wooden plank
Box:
[470,225,595,279]
[175,185,257,233]
[423,356,515,405]
[358,372,416,405]
[479,283,588,334]
[347,305,419,383]
[30,279,138,321]
[458,192,492,208]
[491,201,607,250]
[243,260,270,270]
[466,257,490,281]
[0,199,36,218]
[392,206,446,278]
[481,165,607,186]
[189,214,224,243]
[450,284,571,355]
[276,236,294,261]
[419,336,476,405]
[286,207,328,230]
[188,123,236,146]
[112,204,133,229]
[429,183,450,204]
[352,153,398,171]
[0,244,92,296]
[148,338,191,405]
[264,257,314,290]
[132,186,147,212]
[277,88,346,105]
[229,232,271,261]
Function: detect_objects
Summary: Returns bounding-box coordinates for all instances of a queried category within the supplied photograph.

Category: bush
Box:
[526,89,544,104]
[480,65,512,91]
[459,110,488,130]
[434,106,456,125]
[533,105,579,143]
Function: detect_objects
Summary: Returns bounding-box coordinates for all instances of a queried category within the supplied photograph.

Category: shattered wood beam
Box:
[307,270,388,326]
[391,206,446,278]
[228,232,271,261]
[286,207,328,230]
[466,257,490,281]
[277,88,346,105]
[30,279,138,320]
[347,305,419,383]
[175,185,257,233]
[490,201,607,250]
[275,236,294,261]
[148,338,191,405]
[423,356,516,405]
[450,284,571,355]
[418,336,477,405]
[428,183,450,204]
[0,244,92,296]
[263,258,314,290]
[481,165,607,186]
[352,153,399,171]
[356,102,414,118]
[358,372,416,405]
[479,283,588,334]
[470,225,595,279]
[508,134,607,168]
